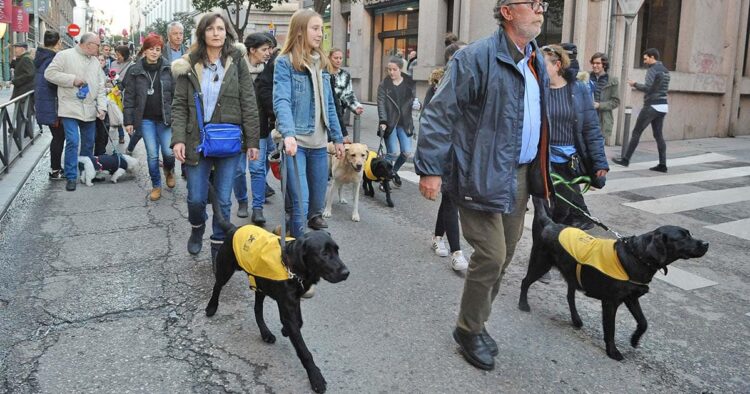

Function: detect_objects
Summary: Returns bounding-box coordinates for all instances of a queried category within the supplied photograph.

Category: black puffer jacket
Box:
[377,72,416,136]
[123,58,174,129]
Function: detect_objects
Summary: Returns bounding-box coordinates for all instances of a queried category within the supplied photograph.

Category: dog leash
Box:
[101,116,123,169]
[279,142,305,289]
[550,172,625,239]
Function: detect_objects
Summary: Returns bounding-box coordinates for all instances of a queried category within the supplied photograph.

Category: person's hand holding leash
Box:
[125,125,134,135]
[247,148,260,161]
[419,175,441,201]
[284,136,297,156]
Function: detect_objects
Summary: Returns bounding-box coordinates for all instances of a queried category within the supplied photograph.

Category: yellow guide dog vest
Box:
[232,225,294,289]
[558,227,629,287]
[364,151,380,181]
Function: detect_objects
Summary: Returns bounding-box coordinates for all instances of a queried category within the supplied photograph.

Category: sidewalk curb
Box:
[0,132,52,220]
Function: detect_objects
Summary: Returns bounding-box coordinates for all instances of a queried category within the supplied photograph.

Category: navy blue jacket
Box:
[33,47,58,126]
[414,28,552,214]
[570,81,609,173]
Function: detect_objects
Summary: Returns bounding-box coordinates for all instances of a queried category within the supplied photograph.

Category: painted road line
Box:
[623,186,750,214]
[654,266,718,290]
[706,218,750,241]
[609,153,735,173]
[397,170,420,184]
[598,166,750,194]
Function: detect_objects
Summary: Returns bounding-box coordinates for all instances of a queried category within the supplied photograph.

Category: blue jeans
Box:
[141,119,175,187]
[61,117,95,181]
[385,126,412,173]
[235,135,273,207]
[185,154,241,242]
[117,126,125,139]
[285,146,328,237]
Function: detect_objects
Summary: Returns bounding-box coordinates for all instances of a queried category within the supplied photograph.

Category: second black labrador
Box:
[205,187,349,393]
[519,197,709,361]
[362,154,394,207]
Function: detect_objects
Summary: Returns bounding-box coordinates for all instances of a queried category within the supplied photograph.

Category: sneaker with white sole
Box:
[432,236,450,257]
[451,250,469,271]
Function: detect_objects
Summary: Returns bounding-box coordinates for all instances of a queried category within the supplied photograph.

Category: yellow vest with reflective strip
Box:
[558,227,628,286]
[364,150,380,181]
[232,225,294,288]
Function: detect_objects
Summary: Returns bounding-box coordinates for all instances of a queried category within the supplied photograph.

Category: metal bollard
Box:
[620,106,632,158]
[352,114,361,143]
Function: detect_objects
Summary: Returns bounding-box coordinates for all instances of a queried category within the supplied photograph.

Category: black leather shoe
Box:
[612,157,629,167]
[188,224,205,255]
[251,208,266,225]
[265,183,275,198]
[307,215,328,230]
[452,327,495,370]
[392,173,402,188]
[481,328,499,357]
[65,180,76,191]
[649,164,668,173]
[237,201,249,218]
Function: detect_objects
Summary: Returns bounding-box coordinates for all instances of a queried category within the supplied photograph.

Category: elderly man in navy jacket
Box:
[415,0,553,371]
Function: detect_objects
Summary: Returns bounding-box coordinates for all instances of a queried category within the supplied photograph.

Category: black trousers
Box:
[624,106,667,165]
[434,194,461,252]
[94,118,109,156]
[551,161,590,225]
[48,123,65,171]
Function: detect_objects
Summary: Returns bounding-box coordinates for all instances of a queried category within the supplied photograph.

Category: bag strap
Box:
[193,92,205,131]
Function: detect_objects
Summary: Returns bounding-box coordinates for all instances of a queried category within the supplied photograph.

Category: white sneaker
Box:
[450,250,469,271]
[301,284,315,299]
[432,236,450,257]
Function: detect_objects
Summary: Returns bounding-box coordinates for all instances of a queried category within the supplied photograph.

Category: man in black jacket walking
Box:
[613,48,671,172]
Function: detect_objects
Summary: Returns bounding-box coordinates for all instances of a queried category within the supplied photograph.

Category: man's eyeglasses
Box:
[506,1,549,13]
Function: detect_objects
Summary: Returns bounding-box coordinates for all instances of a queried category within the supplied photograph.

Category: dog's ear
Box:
[644,232,669,266]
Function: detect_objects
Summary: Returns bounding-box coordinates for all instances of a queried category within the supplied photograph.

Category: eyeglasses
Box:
[506,1,549,13]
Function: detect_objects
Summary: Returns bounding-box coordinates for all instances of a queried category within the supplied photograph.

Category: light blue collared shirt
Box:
[517,45,541,164]
[201,61,225,122]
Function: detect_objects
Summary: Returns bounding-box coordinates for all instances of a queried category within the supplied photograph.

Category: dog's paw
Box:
[322,209,332,218]
[261,331,276,344]
[205,304,218,317]
[572,316,583,329]
[386,200,394,208]
[281,327,289,337]
[308,368,327,393]
[630,332,644,348]
[606,347,624,361]
[351,213,360,222]
[518,301,530,312]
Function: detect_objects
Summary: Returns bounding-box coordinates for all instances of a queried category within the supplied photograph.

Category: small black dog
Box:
[205,187,349,393]
[519,197,709,361]
[362,151,394,207]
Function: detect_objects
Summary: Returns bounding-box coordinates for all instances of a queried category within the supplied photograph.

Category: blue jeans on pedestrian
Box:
[117,126,125,139]
[61,117,95,181]
[235,134,273,207]
[185,154,241,242]
[141,119,175,188]
[385,126,412,173]
[285,146,328,237]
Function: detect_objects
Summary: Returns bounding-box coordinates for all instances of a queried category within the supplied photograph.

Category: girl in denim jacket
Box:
[273,9,344,237]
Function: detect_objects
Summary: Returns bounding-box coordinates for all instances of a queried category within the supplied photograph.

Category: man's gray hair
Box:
[167,21,184,33]
[79,32,98,44]
[494,0,512,25]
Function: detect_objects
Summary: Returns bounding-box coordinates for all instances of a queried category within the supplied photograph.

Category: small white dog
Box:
[323,143,369,222]
[78,154,138,186]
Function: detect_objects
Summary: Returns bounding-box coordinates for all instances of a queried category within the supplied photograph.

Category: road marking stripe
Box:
[654,266,718,290]
[608,153,735,172]
[622,186,750,214]
[705,218,750,241]
[597,166,750,194]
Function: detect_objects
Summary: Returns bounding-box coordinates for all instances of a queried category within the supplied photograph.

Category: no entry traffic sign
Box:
[67,23,80,37]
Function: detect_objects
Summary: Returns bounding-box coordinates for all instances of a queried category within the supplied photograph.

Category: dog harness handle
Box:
[279,143,304,267]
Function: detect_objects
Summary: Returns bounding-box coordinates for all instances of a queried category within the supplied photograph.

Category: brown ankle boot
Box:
[150,187,162,201]
[164,169,176,188]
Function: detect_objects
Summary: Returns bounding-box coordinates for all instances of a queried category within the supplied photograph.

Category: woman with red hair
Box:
[123,33,176,201]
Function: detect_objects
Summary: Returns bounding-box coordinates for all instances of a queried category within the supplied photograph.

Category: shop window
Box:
[537,0,564,46]
[744,14,750,76]
[635,0,681,70]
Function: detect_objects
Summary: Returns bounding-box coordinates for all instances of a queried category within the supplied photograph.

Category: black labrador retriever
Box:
[205,188,349,393]
[362,154,394,207]
[519,197,709,361]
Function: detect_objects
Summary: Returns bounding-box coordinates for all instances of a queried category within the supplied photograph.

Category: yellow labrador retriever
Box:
[323,143,369,222]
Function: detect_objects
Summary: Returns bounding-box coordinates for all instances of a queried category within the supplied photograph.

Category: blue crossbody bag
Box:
[193,92,242,158]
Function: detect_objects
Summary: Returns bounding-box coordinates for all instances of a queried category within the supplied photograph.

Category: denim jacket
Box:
[273,54,343,143]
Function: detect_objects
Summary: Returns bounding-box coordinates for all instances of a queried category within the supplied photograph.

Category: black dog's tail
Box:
[208,184,238,234]
[531,196,555,229]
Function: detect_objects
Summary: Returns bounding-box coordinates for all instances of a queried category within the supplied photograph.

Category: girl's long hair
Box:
[280,9,328,71]
[191,12,237,65]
